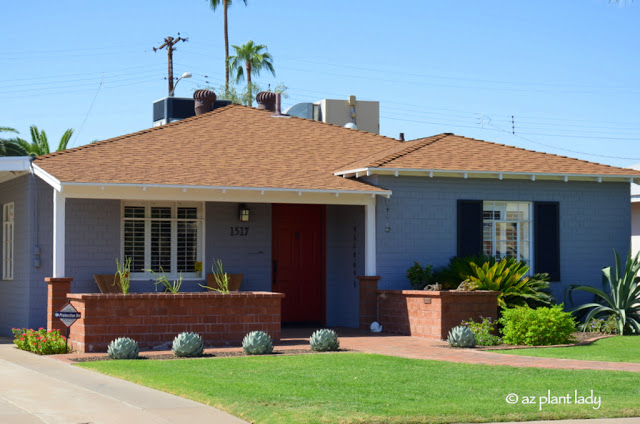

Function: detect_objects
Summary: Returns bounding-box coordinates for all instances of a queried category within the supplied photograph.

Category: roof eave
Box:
[334,167,640,183]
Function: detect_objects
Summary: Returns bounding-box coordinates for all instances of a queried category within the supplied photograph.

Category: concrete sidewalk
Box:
[0,339,247,424]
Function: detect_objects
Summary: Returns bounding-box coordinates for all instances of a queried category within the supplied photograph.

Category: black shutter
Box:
[534,202,560,281]
[457,200,483,257]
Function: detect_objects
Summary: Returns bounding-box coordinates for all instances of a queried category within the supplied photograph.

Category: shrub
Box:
[584,316,618,334]
[406,262,435,290]
[12,328,68,355]
[499,305,576,346]
[569,249,640,335]
[432,254,496,289]
[465,257,553,309]
[115,257,131,294]
[461,317,501,346]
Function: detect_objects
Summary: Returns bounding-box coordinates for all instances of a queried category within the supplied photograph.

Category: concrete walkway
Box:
[0,339,247,424]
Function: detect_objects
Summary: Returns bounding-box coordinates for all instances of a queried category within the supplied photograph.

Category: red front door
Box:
[272,204,326,323]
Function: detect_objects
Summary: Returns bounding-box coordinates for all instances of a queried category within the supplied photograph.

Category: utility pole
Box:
[153,35,188,96]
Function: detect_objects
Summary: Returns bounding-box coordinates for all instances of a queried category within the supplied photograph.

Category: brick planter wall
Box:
[65,292,285,353]
[358,276,381,329]
[377,290,498,340]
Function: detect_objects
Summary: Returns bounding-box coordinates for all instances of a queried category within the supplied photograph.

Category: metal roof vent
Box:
[256,91,277,111]
[193,89,217,115]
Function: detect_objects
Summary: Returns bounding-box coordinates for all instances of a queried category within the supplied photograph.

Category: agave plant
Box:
[310,329,340,352]
[107,337,139,360]
[447,325,476,348]
[242,331,274,355]
[172,332,204,357]
[465,257,553,310]
[570,249,640,335]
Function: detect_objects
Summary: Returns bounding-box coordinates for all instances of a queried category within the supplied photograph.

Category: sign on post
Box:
[54,303,81,327]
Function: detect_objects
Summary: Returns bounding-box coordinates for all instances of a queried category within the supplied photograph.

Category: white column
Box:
[53,189,66,278]
[364,196,377,276]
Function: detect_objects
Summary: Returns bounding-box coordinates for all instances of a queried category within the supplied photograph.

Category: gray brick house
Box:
[0,102,637,335]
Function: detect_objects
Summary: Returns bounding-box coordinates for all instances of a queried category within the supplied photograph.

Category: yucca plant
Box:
[465,257,553,310]
[569,249,640,335]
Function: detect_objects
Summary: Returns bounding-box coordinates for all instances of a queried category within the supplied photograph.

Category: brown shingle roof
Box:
[34,104,400,193]
[335,133,640,177]
[35,108,640,193]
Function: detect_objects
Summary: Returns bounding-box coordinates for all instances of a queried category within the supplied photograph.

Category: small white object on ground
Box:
[370,321,382,333]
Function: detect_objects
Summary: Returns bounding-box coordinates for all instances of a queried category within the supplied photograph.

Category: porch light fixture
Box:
[239,204,250,222]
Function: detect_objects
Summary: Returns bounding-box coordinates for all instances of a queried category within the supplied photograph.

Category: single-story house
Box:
[1,96,638,336]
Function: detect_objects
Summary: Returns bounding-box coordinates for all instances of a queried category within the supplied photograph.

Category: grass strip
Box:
[78,352,640,424]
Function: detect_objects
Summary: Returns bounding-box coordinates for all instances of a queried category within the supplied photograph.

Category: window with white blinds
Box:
[122,202,203,278]
[3,202,14,280]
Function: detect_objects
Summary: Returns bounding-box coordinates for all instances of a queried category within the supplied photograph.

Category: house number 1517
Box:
[230,226,249,236]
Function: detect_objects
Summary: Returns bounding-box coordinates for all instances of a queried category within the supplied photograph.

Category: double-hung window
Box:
[482,201,531,263]
[3,202,14,280]
[458,199,560,281]
[122,201,203,278]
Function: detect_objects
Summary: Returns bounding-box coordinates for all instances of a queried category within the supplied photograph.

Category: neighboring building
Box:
[629,164,640,257]
[0,96,637,335]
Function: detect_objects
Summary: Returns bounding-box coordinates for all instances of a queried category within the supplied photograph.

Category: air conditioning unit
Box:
[152,97,232,127]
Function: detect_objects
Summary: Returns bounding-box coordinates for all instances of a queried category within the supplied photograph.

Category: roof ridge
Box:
[368,133,449,168]
[33,104,239,161]
[434,133,636,174]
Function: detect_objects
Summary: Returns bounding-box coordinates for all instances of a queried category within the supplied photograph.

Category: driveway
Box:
[0,338,247,424]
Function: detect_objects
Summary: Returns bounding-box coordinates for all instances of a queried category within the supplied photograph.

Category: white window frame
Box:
[3,202,14,280]
[121,201,205,280]
[482,201,533,268]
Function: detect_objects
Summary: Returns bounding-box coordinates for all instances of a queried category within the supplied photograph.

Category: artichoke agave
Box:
[310,329,340,352]
[447,325,477,348]
[242,331,274,355]
[172,332,204,357]
[107,337,139,359]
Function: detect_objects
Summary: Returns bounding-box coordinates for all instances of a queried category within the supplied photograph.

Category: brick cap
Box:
[377,289,499,297]
[357,276,381,281]
[45,277,73,284]
[67,291,285,300]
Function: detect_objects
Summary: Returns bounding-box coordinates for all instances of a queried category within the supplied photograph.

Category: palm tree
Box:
[228,41,275,106]
[0,127,28,156]
[0,126,74,156]
[207,0,248,96]
[24,126,74,155]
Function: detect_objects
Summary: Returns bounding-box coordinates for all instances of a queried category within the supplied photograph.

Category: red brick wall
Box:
[65,292,285,353]
[358,276,380,329]
[377,290,498,340]
[45,278,73,334]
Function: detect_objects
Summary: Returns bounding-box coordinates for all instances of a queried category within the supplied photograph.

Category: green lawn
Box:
[492,336,640,363]
[78,353,639,424]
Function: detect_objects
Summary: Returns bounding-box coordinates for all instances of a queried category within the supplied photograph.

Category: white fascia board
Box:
[0,157,32,172]
[337,167,640,183]
[60,182,392,206]
[31,164,62,192]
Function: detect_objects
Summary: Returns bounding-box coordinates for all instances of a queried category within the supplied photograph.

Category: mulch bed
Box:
[70,348,351,363]
[457,332,616,351]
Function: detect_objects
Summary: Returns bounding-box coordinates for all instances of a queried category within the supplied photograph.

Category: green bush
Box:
[12,328,68,354]
[499,305,576,346]
[461,317,502,346]
[406,262,435,290]
[432,254,496,289]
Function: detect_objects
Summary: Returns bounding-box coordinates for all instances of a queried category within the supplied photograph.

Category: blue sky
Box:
[2,1,639,167]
